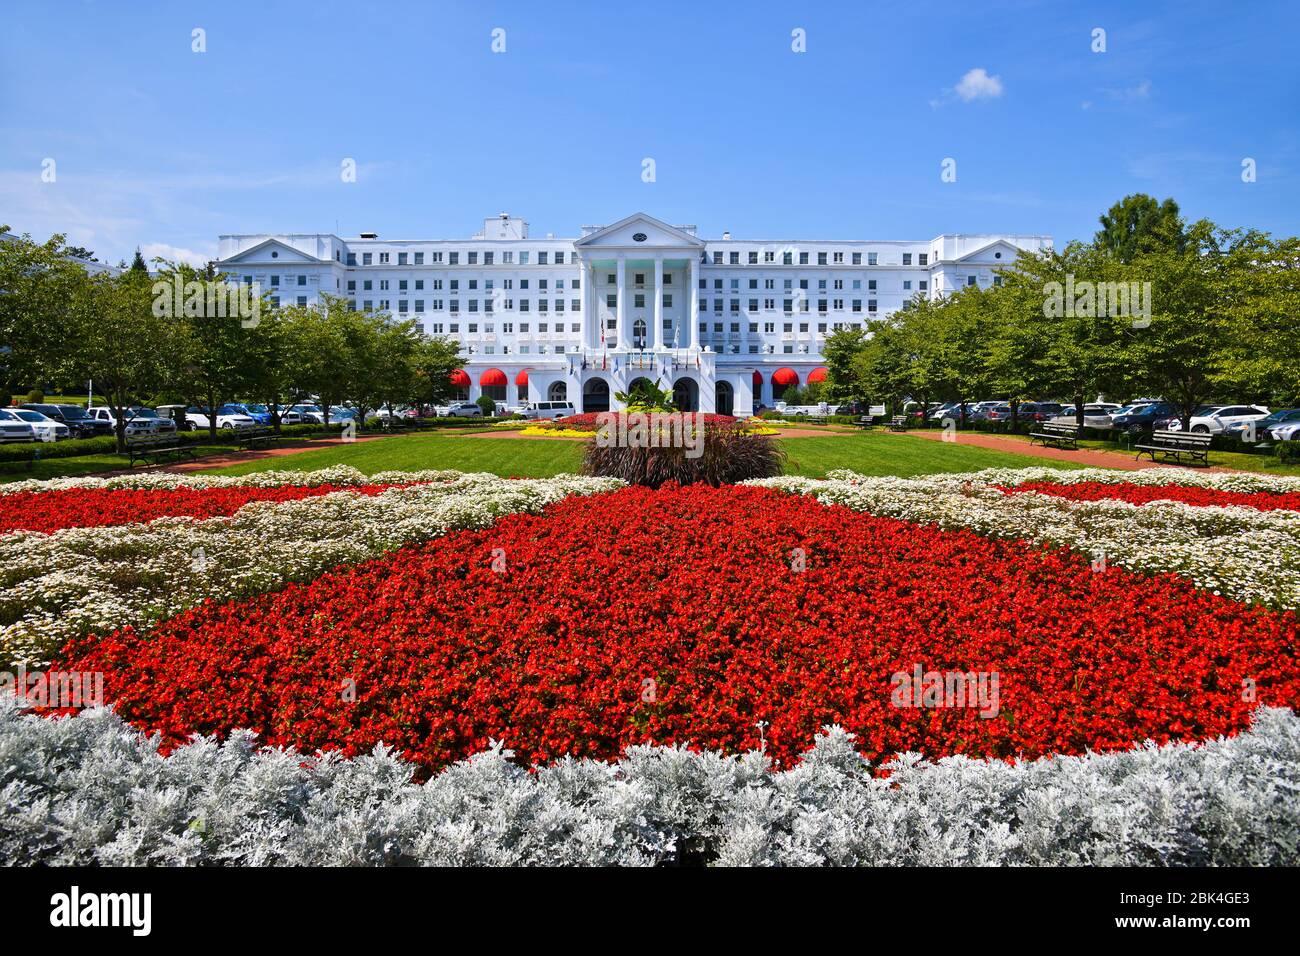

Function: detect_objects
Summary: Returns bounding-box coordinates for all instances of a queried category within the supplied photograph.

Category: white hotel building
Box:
[216,213,1051,417]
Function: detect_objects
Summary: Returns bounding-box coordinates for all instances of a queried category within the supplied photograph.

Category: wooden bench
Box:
[887,416,908,432]
[234,426,280,451]
[850,415,874,430]
[1029,422,1079,450]
[1134,429,1212,466]
[124,434,199,468]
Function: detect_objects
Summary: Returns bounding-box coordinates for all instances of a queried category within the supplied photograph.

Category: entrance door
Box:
[715,381,734,416]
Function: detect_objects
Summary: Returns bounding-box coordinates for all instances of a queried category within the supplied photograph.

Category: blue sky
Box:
[2,0,1296,265]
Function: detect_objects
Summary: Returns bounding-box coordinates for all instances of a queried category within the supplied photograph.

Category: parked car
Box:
[124,406,177,435]
[1020,402,1065,422]
[520,400,576,421]
[1109,402,1179,434]
[1162,405,1269,435]
[225,403,274,425]
[9,408,70,442]
[927,401,963,423]
[1050,403,1122,428]
[186,406,257,430]
[21,403,97,439]
[984,404,1015,424]
[445,402,484,418]
[154,405,195,431]
[54,403,112,437]
[1233,408,1300,442]
[87,406,157,437]
[966,401,1004,422]
[0,409,37,443]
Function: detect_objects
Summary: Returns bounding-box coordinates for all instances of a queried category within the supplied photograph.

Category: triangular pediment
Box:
[952,239,1023,265]
[575,213,705,250]
[217,238,324,265]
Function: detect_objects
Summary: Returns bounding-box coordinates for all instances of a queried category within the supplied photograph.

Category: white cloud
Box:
[955,68,1004,101]
[1105,80,1152,102]
[138,241,215,268]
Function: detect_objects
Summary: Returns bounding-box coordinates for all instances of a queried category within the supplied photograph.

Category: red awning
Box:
[771,367,799,387]
[449,369,471,388]
[479,368,508,387]
[807,367,829,384]
[752,370,763,388]
[515,369,530,387]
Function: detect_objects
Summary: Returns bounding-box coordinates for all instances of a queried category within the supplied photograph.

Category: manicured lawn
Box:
[987,431,1300,477]
[777,432,1083,477]
[200,429,1086,480]
[205,434,587,478]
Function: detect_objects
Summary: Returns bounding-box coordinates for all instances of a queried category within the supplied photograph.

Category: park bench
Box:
[1029,421,1079,450]
[1134,429,1212,466]
[851,415,874,430]
[235,426,281,451]
[887,416,908,432]
[124,434,199,468]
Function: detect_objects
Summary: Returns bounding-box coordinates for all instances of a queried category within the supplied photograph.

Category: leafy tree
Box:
[821,327,867,401]
[1095,194,1187,263]
[129,249,149,274]
[409,336,465,413]
[0,229,89,397]
[615,378,675,412]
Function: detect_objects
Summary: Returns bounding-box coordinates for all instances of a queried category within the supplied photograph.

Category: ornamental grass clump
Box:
[580,413,785,487]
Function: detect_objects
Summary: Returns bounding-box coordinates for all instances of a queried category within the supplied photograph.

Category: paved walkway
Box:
[899,428,1236,472]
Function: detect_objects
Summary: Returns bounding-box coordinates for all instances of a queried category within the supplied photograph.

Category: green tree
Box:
[1095,194,1187,263]
[821,327,867,401]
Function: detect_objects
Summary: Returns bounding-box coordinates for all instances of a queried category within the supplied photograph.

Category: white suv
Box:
[1169,405,1270,435]
[521,401,575,421]
[88,406,157,436]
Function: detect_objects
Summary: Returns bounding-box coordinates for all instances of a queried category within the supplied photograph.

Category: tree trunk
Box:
[1074,393,1086,430]
[1010,399,1020,431]
[207,387,218,440]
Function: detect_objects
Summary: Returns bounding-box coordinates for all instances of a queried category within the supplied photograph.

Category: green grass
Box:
[204,433,586,478]
[198,429,1085,481]
[777,432,1084,478]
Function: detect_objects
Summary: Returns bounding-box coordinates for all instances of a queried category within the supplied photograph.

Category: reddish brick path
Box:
[98,435,390,477]
[899,429,1237,472]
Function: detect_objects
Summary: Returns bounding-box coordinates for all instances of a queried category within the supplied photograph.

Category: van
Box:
[522,401,575,421]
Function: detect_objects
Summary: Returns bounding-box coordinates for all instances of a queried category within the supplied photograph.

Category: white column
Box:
[584,260,597,350]
[688,255,700,351]
[616,258,628,351]
[652,257,663,353]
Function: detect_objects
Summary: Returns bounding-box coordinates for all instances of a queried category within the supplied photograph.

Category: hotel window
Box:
[799,252,809,265]
[799,323,809,333]
[468,252,478,265]
[362,280,372,291]
[362,253,373,265]
[555,299,565,312]
[398,253,408,265]
[782,252,793,265]
[968,275,978,286]
[501,251,512,264]
[903,253,912,265]
[520,300,530,312]
[783,298,793,312]
[662,293,672,308]
[608,273,617,285]
[748,298,759,311]
[764,322,775,333]
[379,299,389,310]
[502,322,512,333]
[362,299,372,310]
[347,280,356,291]
[484,298,494,313]
[415,252,424,265]
[520,279,529,289]
[449,301,459,313]
[606,294,617,308]
[730,298,740,312]
[833,299,843,310]
[554,251,564,264]
[748,251,758,264]
[571,299,581,312]
[919,253,928,266]
[573,276,581,289]
[764,298,774,310]
[450,280,459,291]
[484,252,494,265]
[713,298,723,313]
[903,280,912,290]
[431,252,443,263]
[297,296,307,306]
[730,252,740,265]
[432,299,443,310]
[713,278,723,290]
[468,300,479,313]
[852,253,861,265]
[868,299,878,312]
[538,252,548,265]
[538,279,547,290]
[398,299,408,312]
[415,300,425,312]
[919,280,928,290]
[346,253,357,266]
[867,252,878,266]
[818,299,828,312]
[269,275,279,286]
[296,275,306,286]
[518,252,529,264]
[817,252,827,265]
[868,279,877,291]
[415,279,424,290]
[430,323,443,334]
[468,323,478,332]
[555,279,565,290]
[833,252,844,263]
[448,252,459,265]
[635,273,645,285]
[634,293,645,308]
[852,299,862,312]
[713,251,723,264]
[398,279,408,291]
[698,297,707,313]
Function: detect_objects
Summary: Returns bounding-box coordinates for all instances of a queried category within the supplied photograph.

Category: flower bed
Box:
[0,482,418,534]
[753,470,1300,609]
[0,468,623,666]
[1002,480,1300,512]
[57,484,1300,775]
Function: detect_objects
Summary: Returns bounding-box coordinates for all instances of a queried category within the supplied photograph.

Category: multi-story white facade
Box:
[216,212,1050,416]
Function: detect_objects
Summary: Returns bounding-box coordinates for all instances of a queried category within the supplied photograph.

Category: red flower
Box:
[1002,481,1300,512]
[56,484,1300,775]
